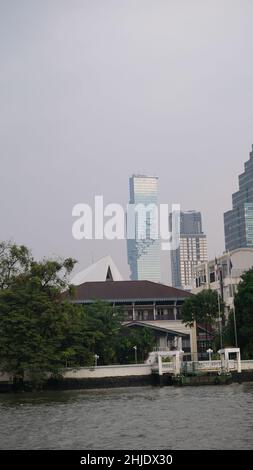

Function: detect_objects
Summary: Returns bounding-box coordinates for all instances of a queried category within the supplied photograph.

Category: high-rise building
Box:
[224,145,253,251]
[170,211,207,290]
[127,175,161,282]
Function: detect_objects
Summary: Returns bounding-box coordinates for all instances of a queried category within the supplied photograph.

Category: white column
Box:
[219,350,225,371]
[205,262,210,288]
[132,302,136,321]
[175,352,181,375]
[153,302,156,320]
[158,355,163,376]
[237,350,242,373]
[190,321,198,362]
[224,349,229,372]
[173,302,177,320]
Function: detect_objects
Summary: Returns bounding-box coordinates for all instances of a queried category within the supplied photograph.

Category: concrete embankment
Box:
[1,364,253,392]
[49,364,159,389]
[232,370,253,383]
[0,365,159,392]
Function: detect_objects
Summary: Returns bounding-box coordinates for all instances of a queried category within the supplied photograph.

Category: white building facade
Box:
[192,248,253,315]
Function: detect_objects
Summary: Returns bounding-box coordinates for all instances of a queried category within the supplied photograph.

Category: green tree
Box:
[83,302,123,365]
[0,253,84,386]
[182,289,221,328]
[115,326,156,364]
[225,269,253,358]
[222,310,237,349]
[59,304,97,369]
[182,289,224,349]
[0,241,32,289]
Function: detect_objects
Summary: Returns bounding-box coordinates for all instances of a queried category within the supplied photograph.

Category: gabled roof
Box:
[70,255,123,285]
[71,280,192,302]
[124,321,189,336]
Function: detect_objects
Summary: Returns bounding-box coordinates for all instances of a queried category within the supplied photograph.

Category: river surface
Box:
[0,383,252,450]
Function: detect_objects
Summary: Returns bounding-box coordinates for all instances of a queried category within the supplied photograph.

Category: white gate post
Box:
[237,350,242,373]
[158,354,163,376]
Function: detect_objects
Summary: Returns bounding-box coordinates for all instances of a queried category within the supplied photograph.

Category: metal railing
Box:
[153,347,171,352]
[241,360,253,370]
[181,360,240,373]
[161,363,174,371]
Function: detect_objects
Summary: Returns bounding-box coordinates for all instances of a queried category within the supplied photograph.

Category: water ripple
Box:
[0,383,252,450]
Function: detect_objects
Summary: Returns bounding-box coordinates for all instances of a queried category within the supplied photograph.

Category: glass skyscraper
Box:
[170,211,207,290]
[127,175,161,282]
[224,145,253,251]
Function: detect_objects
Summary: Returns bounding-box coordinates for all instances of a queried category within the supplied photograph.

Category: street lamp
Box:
[94,354,99,367]
[133,346,137,364]
[206,348,213,362]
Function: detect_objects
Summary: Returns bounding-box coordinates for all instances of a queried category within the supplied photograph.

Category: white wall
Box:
[63,364,152,379]
[231,249,253,272]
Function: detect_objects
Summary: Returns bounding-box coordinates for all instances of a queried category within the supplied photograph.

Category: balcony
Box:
[156,314,175,321]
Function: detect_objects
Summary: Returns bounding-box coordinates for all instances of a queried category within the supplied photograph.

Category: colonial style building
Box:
[70,280,197,358]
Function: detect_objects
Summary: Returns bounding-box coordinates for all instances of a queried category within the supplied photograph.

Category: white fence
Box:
[181,361,222,373]
[152,360,253,375]
[241,360,253,370]
[161,363,174,371]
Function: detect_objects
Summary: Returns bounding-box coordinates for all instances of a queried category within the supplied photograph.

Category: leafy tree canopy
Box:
[115,326,156,364]
[0,241,32,289]
[0,253,79,384]
[223,269,253,358]
[182,289,222,327]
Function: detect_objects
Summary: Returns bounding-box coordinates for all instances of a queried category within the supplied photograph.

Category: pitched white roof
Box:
[71,255,123,285]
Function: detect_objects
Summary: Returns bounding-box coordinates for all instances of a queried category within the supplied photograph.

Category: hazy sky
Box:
[1,0,253,282]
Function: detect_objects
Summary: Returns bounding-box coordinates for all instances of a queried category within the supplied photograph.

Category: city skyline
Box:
[1,0,253,454]
[1,1,253,282]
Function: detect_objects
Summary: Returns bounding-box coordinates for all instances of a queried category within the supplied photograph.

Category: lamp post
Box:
[94,354,99,367]
[133,346,137,364]
[206,348,213,362]
[217,292,223,350]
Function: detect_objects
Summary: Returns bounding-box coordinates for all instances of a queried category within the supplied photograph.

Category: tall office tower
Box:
[224,145,253,251]
[170,211,207,290]
[127,175,161,282]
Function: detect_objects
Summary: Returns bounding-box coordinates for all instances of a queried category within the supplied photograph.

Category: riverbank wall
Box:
[0,364,159,392]
[48,364,159,390]
[1,363,253,392]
